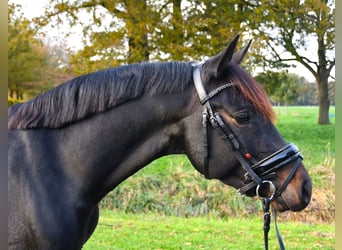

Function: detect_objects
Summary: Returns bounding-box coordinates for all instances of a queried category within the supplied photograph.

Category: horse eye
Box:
[235,113,250,124]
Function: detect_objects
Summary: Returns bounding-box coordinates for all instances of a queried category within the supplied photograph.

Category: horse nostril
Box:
[302,179,312,205]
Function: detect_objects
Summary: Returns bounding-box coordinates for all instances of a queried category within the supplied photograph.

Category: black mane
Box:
[8,62,193,129]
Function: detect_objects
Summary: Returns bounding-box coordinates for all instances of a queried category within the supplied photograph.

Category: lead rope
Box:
[273,208,285,250]
[263,198,271,250]
[262,198,285,250]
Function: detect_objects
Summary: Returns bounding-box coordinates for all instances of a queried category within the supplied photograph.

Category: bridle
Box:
[193,65,303,250]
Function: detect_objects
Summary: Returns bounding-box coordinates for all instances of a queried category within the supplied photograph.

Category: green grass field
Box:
[83,211,334,250]
[83,106,335,249]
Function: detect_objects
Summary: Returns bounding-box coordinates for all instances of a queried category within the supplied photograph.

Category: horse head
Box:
[184,35,312,212]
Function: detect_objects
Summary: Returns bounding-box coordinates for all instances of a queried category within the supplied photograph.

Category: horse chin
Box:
[270,198,289,212]
[271,194,310,212]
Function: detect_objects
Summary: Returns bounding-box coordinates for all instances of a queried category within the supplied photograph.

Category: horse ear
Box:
[232,39,252,64]
[202,34,240,81]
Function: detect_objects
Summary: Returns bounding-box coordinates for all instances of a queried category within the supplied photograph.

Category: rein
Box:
[193,65,303,250]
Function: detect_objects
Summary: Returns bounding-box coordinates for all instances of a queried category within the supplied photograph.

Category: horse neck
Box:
[60,90,195,203]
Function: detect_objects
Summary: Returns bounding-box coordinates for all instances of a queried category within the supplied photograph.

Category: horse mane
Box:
[8,62,193,129]
[223,63,277,123]
[8,61,275,130]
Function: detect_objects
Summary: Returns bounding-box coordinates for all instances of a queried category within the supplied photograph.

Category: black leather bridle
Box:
[193,65,303,250]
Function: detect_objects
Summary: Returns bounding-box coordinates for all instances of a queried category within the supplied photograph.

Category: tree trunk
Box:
[126,0,150,64]
[315,19,332,125]
[286,103,288,115]
[171,0,184,61]
[9,89,14,99]
[317,76,330,125]
[16,84,22,100]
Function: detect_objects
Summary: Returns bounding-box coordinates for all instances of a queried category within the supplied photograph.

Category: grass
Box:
[83,106,335,249]
[83,211,334,249]
[275,106,335,169]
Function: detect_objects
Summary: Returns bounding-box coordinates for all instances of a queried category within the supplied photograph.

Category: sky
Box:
[10,0,335,83]
[10,0,85,51]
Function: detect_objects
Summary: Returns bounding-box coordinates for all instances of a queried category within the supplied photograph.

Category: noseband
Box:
[193,65,303,250]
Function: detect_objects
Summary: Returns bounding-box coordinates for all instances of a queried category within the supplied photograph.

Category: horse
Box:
[8,35,312,249]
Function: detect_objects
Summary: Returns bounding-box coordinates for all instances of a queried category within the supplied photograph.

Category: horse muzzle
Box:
[238,143,312,212]
[271,164,312,212]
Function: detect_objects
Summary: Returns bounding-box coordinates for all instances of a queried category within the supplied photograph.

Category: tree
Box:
[8,3,73,99]
[35,0,252,72]
[8,3,48,99]
[296,79,318,106]
[36,0,158,70]
[254,71,282,101]
[248,0,335,124]
[153,0,251,61]
[278,73,302,107]
[255,70,301,110]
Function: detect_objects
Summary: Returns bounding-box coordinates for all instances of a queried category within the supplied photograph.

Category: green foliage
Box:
[8,3,45,99]
[153,0,249,62]
[8,3,72,100]
[256,70,305,105]
[83,211,334,249]
[37,0,254,73]
[8,96,21,106]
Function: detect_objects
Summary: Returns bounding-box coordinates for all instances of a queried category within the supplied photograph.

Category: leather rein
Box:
[193,65,303,250]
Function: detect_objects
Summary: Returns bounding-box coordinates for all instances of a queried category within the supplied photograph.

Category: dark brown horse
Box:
[8,35,311,249]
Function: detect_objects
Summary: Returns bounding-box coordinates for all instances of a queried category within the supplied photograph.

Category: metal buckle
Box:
[256,180,276,200]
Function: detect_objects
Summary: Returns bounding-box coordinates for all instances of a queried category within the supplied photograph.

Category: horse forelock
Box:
[224,63,277,123]
[8,62,193,129]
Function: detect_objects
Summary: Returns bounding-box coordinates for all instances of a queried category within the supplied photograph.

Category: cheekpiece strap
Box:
[193,66,233,104]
